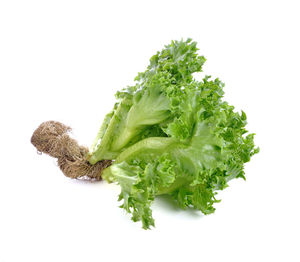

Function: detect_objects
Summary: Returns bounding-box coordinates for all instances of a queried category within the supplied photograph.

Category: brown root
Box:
[31,121,112,180]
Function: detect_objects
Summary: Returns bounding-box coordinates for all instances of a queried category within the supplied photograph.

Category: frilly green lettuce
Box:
[88,39,259,229]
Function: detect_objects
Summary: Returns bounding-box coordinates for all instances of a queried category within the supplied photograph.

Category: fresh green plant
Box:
[31,39,258,229]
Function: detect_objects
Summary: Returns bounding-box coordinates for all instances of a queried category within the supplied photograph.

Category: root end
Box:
[31,121,111,180]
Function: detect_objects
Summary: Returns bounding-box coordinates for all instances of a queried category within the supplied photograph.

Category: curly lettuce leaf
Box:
[101,78,258,229]
[88,39,205,164]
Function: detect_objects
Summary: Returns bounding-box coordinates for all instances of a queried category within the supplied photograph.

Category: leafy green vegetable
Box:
[89,39,259,229]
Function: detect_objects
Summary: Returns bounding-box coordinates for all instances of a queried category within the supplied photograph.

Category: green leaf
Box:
[88,39,206,163]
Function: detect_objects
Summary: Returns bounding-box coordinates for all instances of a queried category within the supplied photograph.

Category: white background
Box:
[0,0,299,261]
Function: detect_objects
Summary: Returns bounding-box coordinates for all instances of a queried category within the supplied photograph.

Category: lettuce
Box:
[88,39,259,229]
